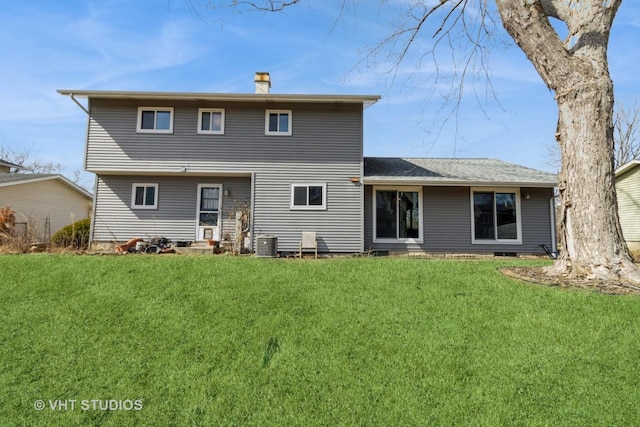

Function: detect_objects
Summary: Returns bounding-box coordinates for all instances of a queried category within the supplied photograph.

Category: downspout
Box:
[70,93,90,115]
[550,193,558,256]
[64,92,97,248]
[89,176,98,250]
[250,172,256,251]
[359,103,365,253]
[83,97,97,249]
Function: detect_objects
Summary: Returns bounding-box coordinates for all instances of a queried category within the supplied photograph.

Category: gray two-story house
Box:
[60,72,557,256]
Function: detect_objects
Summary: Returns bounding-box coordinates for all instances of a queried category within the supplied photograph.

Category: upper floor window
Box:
[198,108,225,134]
[131,183,158,209]
[471,188,522,244]
[265,110,292,136]
[137,107,173,133]
[291,184,326,210]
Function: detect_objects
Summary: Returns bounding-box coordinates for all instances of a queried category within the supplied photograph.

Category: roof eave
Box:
[86,168,253,177]
[615,159,640,177]
[0,159,23,169]
[362,178,557,188]
[0,175,93,199]
[57,89,381,108]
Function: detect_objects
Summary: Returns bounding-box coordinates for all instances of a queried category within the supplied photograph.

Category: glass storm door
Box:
[196,184,222,241]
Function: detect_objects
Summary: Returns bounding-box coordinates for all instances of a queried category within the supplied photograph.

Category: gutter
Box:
[361,178,558,188]
[550,194,558,256]
[56,89,381,109]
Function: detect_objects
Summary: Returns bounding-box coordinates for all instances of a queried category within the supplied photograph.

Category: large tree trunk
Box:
[553,80,640,281]
[495,0,640,283]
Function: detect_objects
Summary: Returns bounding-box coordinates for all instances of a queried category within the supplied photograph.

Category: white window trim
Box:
[131,183,159,209]
[470,187,523,245]
[290,183,327,210]
[197,108,225,135]
[137,107,174,133]
[265,109,292,136]
[372,186,424,244]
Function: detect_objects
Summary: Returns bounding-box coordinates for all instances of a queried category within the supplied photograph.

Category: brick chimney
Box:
[254,72,271,94]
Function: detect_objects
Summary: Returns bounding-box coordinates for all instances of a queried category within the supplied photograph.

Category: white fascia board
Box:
[87,169,254,178]
[615,160,640,177]
[361,178,557,187]
[57,90,380,108]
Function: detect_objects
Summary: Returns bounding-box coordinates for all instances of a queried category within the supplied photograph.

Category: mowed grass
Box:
[1,255,640,426]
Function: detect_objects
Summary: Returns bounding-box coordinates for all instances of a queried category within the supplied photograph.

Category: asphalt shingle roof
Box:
[0,173,57,184]
[0,174,56,184]
[0,159,22,169]
[0,174,93,199]
[364,158,557,186]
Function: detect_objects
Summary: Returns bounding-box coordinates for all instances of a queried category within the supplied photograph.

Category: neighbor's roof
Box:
[0,174,93,199]
[57,89,381,109]
[0,159,22,169]
[615,159,640,177]
[363,158,557,187]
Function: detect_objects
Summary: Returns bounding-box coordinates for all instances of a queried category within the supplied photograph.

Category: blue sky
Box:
[1,1,639,180]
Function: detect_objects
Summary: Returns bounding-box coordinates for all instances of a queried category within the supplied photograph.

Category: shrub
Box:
[0,206,16,236]
[0,206,41,253]
[51,218,91,250]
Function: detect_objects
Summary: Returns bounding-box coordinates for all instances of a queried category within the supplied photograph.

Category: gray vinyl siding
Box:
[92,175,251,243]
[93,172,363,252]
[364,186,554,255]
[252,165,363,253]
[519,187,556,251]
[87,98,364,252]
[86,99,362,172]
[616,166,640,247]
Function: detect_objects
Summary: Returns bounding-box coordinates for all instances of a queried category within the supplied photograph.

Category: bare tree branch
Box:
[614,102,640,167]
[0,146,63,174]
[205,0,301,12]
[546,101,640,171]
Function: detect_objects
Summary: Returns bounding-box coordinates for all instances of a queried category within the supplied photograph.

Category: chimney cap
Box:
[254,72,271,94]
[255,71,271,82]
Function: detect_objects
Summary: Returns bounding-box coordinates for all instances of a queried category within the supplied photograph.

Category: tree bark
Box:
[495,0,640,282]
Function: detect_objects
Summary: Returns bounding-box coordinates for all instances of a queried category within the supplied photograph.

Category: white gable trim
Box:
[0,175,93,199]
[615,160,640,177]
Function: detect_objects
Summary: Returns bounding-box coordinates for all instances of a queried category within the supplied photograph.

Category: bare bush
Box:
[0,216,44,253]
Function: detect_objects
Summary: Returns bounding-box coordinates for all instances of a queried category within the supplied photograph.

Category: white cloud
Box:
[0,4,210,122]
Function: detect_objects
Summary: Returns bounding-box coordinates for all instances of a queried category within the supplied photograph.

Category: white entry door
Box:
[196,184,222,241]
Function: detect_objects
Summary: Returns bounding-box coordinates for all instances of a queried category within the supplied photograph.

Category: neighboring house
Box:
[0,159,21,174]
[59,72,557,255]
[615,160,640,253]
[0,172,93,240]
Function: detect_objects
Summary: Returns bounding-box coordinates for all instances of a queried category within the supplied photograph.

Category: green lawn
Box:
[1,254,640,426]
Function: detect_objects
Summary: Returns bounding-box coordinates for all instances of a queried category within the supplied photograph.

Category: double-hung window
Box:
[265,110,292,135]
[137,107,173,133]
[131,183,158,209]
[374,187,422,242]
[291,184,326,210]
[197,108,225,134]
[471,188,521,243]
